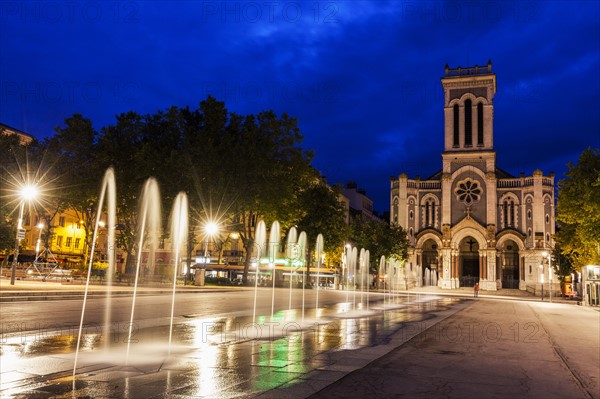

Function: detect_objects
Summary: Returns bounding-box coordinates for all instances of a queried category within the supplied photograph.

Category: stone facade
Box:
[390,62,556,291]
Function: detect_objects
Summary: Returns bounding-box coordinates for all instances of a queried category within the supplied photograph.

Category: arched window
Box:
[509,200,515,226]
[453,104,459,147]
[503,199,516,228]
[477,102,484,146]
[464,99,472,146]
[424,198,436,227]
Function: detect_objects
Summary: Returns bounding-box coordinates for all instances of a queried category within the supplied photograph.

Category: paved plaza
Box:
[0,279,598,399]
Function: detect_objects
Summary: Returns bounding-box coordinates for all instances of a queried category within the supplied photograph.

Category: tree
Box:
[180,98,315,284]
[96,111,149,274]
[295,179,350,285]
[350,218,409,275]
[555,148,600,270]
[45,114,102,268]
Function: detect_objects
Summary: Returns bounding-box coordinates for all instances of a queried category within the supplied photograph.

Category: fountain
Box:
[364,249,370,311]
[268,221,280,320]
[126,178,161,365]
[69,168,403,395]
[297,231,307,322]
[286,226,298,312]
[315,233,324,317]
[73,168,116,381]
[252,220,266,323]
[73,171,189,381]
[167,192,188,356]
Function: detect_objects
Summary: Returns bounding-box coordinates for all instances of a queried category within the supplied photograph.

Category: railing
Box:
[419,181,441,190]
[497,179,522,188]
[405,181,441,190]
[497,177,553,188]
[445,63,492,77]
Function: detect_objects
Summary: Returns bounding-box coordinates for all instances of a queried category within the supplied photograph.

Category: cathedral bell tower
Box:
[441,60,496,154]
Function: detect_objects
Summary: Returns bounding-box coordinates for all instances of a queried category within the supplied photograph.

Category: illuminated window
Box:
[75,238,81,249]
[59,216,65,227]
[57,236,63,247]
[66,237,72,248]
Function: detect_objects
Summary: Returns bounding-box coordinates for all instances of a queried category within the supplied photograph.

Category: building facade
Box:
[390,62,556,291]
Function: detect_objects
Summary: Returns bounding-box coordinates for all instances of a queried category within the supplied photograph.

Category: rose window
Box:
[455,179,482,205]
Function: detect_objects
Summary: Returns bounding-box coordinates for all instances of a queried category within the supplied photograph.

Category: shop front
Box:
[582,265,600,306]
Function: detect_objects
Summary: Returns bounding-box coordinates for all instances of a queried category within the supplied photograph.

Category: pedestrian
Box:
[474,282,480,298]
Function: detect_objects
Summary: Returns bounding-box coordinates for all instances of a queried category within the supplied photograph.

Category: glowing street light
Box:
[10,184,39,285]
[203,222,219,262]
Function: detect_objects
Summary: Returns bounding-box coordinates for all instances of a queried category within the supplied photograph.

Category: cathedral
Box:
[390,61,556,291]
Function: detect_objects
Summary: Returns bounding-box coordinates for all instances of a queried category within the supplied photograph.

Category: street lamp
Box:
[542,251,552,303]
[10,184,39,285]
[35,222,44,261]
[539,265,545,301]
[204,222,219,261]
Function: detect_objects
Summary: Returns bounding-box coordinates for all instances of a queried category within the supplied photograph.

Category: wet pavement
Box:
[1,279,598,398]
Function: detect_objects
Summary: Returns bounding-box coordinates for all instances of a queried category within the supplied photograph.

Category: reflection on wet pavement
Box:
[1,294,462,398]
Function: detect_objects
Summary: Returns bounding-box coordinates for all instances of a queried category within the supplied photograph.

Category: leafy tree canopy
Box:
[555,147,600,269]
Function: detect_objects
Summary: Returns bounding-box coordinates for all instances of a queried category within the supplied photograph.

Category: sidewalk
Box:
[303,298,600,399]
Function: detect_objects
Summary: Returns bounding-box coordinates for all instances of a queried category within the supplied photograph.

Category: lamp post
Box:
[204,222,219,262]
[201,222,218,282]
[542,251,552,303]
[10,184,39,285]
[35,222,44,262]
[539,265,544,301]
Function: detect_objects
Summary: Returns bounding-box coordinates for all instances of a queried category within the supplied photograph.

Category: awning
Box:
[7,254,37,262]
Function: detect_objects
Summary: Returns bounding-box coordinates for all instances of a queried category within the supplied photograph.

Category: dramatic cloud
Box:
[1,0,598,212]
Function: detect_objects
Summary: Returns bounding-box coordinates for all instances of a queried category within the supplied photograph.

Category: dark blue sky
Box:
[2,1,599,212]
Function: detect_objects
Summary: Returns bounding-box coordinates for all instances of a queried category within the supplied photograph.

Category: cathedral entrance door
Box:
[459,236,480,287]
[461,258,479,287]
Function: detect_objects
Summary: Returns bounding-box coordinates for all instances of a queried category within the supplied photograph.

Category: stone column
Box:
[486,249,497,290]
[452,250,460,288]
[440,247,452,289]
